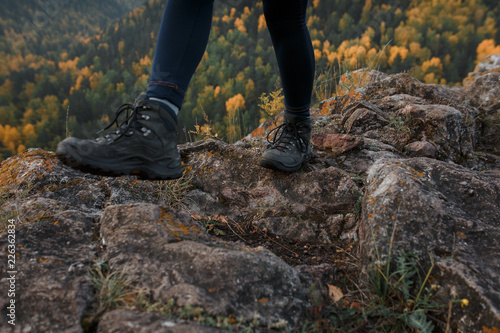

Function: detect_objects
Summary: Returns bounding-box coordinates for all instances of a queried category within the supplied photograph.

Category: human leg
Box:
[262,0,315,116]
[147,0,215,110]
[260,0,315,172]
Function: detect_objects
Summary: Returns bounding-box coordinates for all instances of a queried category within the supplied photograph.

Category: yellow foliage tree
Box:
[139,55,152,68]
[245,79,255,96]
[58,57,79,74]
[361,0,373,24]
[132,56,151,76]
[421,57,442,73]
[344,45,367,68]
[0,124,22,154]
[89,72,103,90]
[327,51,339,65]
[22,123,36,140]
[225,94,246,143]
[388,46,409,66]
[258,14,267,32]
[234,18,247,34]
[421,57,444,84]
[71,66,92,94]
[222,7,236,24]
[476,39,500,64]
[80,66,92,78]
[242,6,251,20]
[307,15,320,29]
[314,49,322,62]
[17,144,26,154]
[477,17,497,39]
[360,34,371,49]
[423,73,438,84]
[323,40,331,54]
[394,23,420,47]
[225,93,246,118]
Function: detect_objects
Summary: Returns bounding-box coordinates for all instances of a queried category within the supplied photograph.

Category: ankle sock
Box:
[149,97,180,115]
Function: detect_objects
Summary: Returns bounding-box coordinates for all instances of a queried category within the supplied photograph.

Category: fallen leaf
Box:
[191,213,202,221]
[350,302,362,311]
[213,214,228,223]
[481,326,499,333]
[327,284,344,302]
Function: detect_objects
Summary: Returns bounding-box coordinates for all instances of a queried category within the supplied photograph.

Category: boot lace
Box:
[95,103,153,143]
[266,122,308,153]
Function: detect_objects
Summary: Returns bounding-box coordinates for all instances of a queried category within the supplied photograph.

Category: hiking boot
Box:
[259,114,312,172]
[56,94,182,180]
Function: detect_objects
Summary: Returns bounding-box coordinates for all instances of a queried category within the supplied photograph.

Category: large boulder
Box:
[464,72,500,151]
[0,210,96,332]
[360,157,500,332]
[474,54,500,74]
[0,149,163,215]
[1,147,343,332]
[100,203,309,328]
[181,139,360,243]
[318,73,478,164]
[311,133,401,174]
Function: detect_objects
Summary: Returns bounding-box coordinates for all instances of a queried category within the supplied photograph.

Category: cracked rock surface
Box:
[1,70,499,332]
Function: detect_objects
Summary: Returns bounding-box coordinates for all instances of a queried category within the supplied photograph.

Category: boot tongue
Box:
[95,106,143,143]
[271,122,296,151]
[134,93,149,106]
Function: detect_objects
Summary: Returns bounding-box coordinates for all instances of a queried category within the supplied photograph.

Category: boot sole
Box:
[56,142,183,181]
[259,154,311,173]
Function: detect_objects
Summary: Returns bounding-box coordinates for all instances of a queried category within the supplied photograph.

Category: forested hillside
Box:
[0,0,499,160]
[0,0,146,57]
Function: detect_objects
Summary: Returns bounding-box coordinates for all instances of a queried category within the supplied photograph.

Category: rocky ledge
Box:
[0,70,499,332]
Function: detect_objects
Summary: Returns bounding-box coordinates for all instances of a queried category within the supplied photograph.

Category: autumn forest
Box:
[0,0,499,160]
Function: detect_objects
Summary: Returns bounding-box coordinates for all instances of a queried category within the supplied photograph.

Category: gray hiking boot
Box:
[56,94,182,180]
[259,115,312,172]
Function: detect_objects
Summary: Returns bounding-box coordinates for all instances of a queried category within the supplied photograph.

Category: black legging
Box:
[147,0,315,113]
